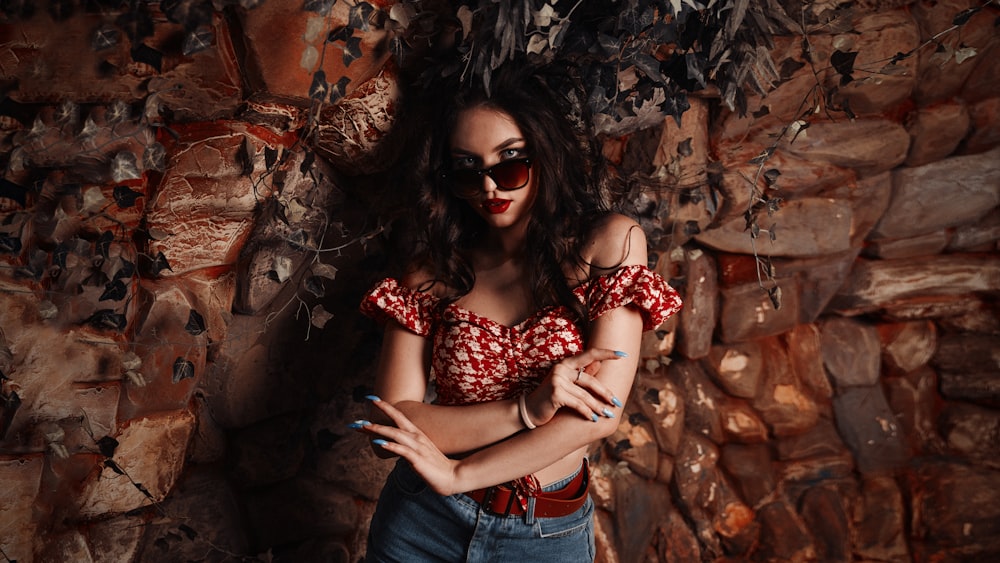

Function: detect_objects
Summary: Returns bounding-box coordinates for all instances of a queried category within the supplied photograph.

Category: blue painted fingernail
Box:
[602,408,615,418]
[347,420,371,429]
[372,439,389,446]
[611,397,623,408]
[591,413,599,422]
[365,395,381,402]
[614,350,628,357]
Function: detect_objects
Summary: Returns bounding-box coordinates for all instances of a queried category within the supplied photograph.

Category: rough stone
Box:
[873,146,1000,240]
[755,500,815,562]
[865,231,951,259]
[778,249,862,324]
[776,418,848,461]
[784,324,834,401]
[879,321,937,374]
[963,96,1000,153]
[832,386,908,474]
[906,460,1000,557]
[817,171,892,247]
[933,332,1000,403]
[312,400,395,500]
[677,247,717,360]
[695,198,854,258]
[948,209,1000,252]
[35,529,93,563]
[674,360,726,444]
[77,410,195,518]
[830,254,1000,315]
[779,452,856,486]
[633,367,685,456]
[939,403,1000,469]
[720,443,777,507]
[704,340,762,399]
[720,399,769,444]
[800,486,851,563]
[0,455,44,562]
[719,280,801,343]
[613,471,672,563]
[778,118,910,177]
[752,338,820,437]
[884,366,944,453]
[905,101,970,166]
[608,405,660,479]
[83,514,145,563]
[852,475,911,561]
[961,40,1000,104]
[820,317,882,388]
[658,510,703,563]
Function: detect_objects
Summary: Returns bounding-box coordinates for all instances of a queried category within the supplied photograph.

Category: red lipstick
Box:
[483,199,511,214]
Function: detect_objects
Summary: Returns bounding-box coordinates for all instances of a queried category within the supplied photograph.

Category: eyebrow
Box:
[450,137,526,156]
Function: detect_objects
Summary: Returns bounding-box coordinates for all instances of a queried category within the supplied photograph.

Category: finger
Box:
[574,370,619,408]
[368,396,422,433]
[571,348,628,369]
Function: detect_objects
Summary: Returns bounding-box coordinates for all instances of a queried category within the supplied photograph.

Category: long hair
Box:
[396,62,610,321]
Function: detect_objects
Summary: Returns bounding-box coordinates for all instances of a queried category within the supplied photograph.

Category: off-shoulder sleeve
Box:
[581,265,683,331]
[359,278,440,337]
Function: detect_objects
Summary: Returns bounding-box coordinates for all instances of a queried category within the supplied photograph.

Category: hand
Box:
[355,397,466,496]
[524,348,626,426]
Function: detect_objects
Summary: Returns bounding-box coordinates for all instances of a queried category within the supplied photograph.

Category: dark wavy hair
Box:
[396,62,611,321]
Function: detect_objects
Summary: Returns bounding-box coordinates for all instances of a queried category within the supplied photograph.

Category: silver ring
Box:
[576,368,584,382]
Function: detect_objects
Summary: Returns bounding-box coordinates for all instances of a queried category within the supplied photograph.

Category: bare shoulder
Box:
[400,263,448,297]
[584,213,648,273]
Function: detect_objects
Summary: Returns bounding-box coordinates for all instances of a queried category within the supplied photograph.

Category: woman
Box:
[353,64,682,562]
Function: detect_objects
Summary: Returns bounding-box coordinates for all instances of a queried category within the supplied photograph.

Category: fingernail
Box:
[614,350,628,357]
[365,395,381,402]
[591,413,599,422]
[372,439,389,446]
[611,397,623,408]
[347,420,371,429]
[602,408,615,418]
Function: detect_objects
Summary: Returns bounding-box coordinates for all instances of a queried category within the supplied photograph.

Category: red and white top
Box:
[360,265,682,406]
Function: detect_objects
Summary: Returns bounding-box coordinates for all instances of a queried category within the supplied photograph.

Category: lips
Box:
[483,199,511,214]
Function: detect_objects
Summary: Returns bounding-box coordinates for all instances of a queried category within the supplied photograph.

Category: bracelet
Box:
[518,393,537,430]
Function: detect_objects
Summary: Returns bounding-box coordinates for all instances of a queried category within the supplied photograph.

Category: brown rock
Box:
[752,338,820,437]
[695,198,854,258]
[704,340,762,399]
[0,454,44,562]
[852,475,911,561]
[779,452,856,485]
[830,254,1000,315]
[884,366,945,453]
[608,406,660,479]
[784,324,834,401]
[799,486,851,563]
[83,514,145,563]
[778,118,910,177]
[779,249,863,324]
[905,101,971,166]
[817,171,892,247]
[312,401,394,500]
[776,418,848,461]
[934,332,1000,404]
[632,367,684,456]
[827,9,919,116]
[674,360,726,444]
[242,476,361,549]
[961,40,1000,104]
[937,298,1000,334]
[230,413,306,488]
[820,317,882,388]
[593,508,620,563]
[36,530,93,563]
[719,279,801,343]
[613,470,672,563]
[77,409,195,518]
[832,386,908,474]
[947,209,1000,252]
[677,247,717,360]
[720,443,777,506]
[879,320,938,374]
[720,399,769,444]
[912,0,1000,104]
[906,460,1000,556]
[239,3,392,105]
[939,402,1000,468]
[865,231,951,259]
[755,500,816,562]
[963,96,1000,154]
[873,146,1000,240]
[658,510,703,563]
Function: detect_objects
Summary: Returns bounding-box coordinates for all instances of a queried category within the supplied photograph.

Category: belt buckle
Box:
[481,485,517,517]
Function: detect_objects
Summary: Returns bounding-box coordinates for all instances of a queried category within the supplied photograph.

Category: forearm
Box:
[392,398,526,455]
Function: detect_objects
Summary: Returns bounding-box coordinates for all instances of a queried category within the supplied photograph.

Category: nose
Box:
[481,170,499,194]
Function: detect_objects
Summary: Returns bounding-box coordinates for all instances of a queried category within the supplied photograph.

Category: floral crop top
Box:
[360,265,682,406]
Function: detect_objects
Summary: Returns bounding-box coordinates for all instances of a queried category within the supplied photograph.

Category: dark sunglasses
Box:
[442,158,533,199]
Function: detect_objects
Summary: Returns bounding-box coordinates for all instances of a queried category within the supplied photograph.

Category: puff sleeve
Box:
[359,278,440,337]
[581,265,683,331]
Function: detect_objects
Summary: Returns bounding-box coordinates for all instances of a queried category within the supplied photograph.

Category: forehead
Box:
[449,106,524,152]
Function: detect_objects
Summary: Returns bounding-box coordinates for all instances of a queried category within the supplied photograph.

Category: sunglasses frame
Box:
[442,158,533,199]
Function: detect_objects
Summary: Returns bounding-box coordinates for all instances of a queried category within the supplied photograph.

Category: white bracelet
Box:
[518,393,536,430]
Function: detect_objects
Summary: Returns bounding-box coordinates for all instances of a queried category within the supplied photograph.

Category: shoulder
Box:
[582,213,647,274]
[401,263,449,298]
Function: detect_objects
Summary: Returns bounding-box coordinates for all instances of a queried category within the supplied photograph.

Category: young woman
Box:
[353,64,682,562]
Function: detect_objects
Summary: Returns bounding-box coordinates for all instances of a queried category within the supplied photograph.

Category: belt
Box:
[464,461,589,518]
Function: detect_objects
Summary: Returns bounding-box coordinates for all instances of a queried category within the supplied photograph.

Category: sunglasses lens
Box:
[449,170,482,196]
[492,160,530,189]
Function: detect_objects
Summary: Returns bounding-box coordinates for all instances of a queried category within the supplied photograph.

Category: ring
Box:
[576,368,584,382]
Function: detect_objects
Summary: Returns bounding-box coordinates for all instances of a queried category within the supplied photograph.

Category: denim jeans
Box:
[366,459,595,562]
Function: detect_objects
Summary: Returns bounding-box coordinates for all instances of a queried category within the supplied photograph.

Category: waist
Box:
[463,460,590,518]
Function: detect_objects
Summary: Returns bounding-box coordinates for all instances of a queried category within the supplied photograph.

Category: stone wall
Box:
[0,2,998,562]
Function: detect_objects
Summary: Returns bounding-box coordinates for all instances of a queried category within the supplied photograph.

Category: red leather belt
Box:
[464,462,589,518]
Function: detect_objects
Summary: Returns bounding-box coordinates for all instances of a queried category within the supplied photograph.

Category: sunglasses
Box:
[442,158,533,199]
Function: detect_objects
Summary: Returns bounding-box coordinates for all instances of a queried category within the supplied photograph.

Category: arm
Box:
[369,215,652,493]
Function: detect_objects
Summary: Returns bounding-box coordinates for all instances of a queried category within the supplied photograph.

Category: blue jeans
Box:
[366,459,595,562]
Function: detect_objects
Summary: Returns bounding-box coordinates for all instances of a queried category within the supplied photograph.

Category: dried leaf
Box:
[100,280,128,302]
[185,309,206,335]
[303,0,335,15]
[97,436,119,458]
[92,24,121,51]
[172,357,195,383]
[348,2,374,31]
[309,70,329,101]
[182,28,214,56]
[310,304,334,328]
[111,152,141,183]
[270,255,294,283]
[954,46,977,65]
